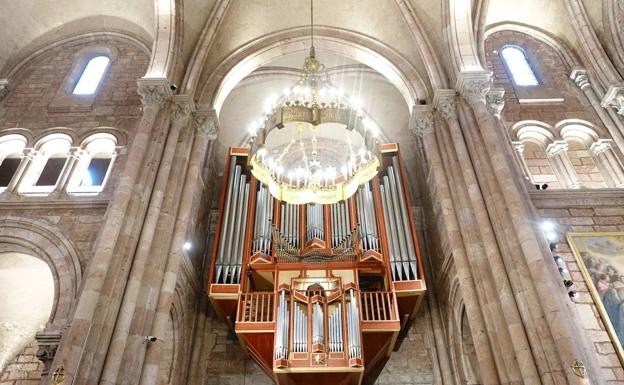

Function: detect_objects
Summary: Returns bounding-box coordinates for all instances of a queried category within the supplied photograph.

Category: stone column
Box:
[571,69,624,153]
[5,148,38,192]
[546,140,583,189]
[457,71,603,385]
[99,94,194,385]
[45,78,172,385]
[0,79,8,102]
[511,141,534,183]
[52,147,84,195]
[138,109,218,385]
[591,139,624,187]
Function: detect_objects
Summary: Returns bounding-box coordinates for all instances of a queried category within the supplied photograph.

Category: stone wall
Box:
[533,190,624,383]
[0,340,43,385]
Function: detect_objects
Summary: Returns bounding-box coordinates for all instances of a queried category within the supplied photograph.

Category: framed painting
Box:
[568,231,624,365]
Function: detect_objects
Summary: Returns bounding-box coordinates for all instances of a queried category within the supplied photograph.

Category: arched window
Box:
[72,56,110,95]
[0,135,27,189]
[67,133,117,193]
[19,134,72,194]
[500,46,539,86]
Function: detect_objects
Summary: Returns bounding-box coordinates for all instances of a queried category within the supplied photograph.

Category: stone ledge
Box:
[529,189,624,208]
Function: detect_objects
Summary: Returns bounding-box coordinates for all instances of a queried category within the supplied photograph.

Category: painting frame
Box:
[567,231,624,367]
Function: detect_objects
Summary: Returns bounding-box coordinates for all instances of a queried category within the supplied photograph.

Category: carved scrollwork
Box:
[194,110,219,140]
[485,88,505,119]
[409,107,435,137]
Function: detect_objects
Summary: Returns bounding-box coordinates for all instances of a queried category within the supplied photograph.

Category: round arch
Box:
[0,217,82,329]
[198,26,430,115]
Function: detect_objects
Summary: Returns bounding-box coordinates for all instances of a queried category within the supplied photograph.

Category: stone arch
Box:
[144,0,182,80]
[445,0,484,76]
[512,120,556,149]
[557,120,608,188]
[0,217,82,330]
[0,252,54,373]
[484,22,581,71]
[5,31,150,83]
[198,26,430,115]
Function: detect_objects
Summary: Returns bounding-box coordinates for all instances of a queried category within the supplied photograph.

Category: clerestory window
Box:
[500,46,539,86]
[72,56,110,95]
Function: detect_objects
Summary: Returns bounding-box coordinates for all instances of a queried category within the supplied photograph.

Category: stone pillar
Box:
[571,69,624,154]
[52,147,84,195]
[457,71,603,384]
[99,94,194,385]
[138,109,218,385]
[6,148,40,193]
[0,79,8,102]
[591,139,624,187]
[511,141,534,183]
[545,140,583,189]
[45,77,172,385]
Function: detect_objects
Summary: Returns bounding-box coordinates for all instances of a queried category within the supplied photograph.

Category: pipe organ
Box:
[208,144,426,385]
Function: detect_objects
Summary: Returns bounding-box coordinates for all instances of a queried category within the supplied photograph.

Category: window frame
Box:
[499,45,540,87]
[72,55,111,96]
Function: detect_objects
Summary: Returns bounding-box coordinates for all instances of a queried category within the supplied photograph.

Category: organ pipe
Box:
[215,157,249,284]
[275,290,289,360]
[347,289,362,359]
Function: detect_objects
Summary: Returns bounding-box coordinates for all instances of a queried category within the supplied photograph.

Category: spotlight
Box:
[564,280,574,288]
[553,255,563,264]
[183,241,192,251]
[542,184,549,190]
[558,267,568,274]
[145,336,158,342]
[546,232,558,241]
[549,242,558,251]
[170,84,177,91]
[534,184,541,190]
[568,291,578,299]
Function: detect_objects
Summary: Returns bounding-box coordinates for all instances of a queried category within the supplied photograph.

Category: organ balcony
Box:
[207,144,425,385]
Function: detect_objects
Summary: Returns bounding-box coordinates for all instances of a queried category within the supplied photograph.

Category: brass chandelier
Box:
[247,0,381,204]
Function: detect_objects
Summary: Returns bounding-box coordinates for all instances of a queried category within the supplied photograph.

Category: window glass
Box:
[35,157,67,186]
[80,158,111,187]
[0,157,21,187]
[73,56,110,95]
[501,46,539,86]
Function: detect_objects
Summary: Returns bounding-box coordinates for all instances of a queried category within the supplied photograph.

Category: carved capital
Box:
[601,85,624,115]
[486,88,505,119]
[409,105,435,137]
[433,89,457,120]
[590,139,613,155]
[0,79,8,101]
[137,78,172,107]
[36,331,62,376]
[172,95,195,122]
[570,68,590,90]
[457,71,492,104]
[194,109,219,140]
[546,140,569,157]
[512,141,525,154]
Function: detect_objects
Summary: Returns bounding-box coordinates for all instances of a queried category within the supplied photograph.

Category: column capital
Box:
[35,331,62,377]
[0,79,8,101]
[570,68,591,90]
[194,108,219,140]
[546,140,569,157]
[601,84,624,115]
[512,141,525,153]
[409,105,435,137]
[456,71,492,103]
[137,77,172,107]
[486,88,505,119]
[433,89,457,120]
[171,94,196,122]
[590,139,613,155]
[22,147,40,160]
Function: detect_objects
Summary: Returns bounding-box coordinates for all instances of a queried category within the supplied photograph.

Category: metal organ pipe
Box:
[312,301,324,345]
[391,157,417,278]
[306,204,323,241]
[328,304,343,352]
[275,290,289,360]
[380,184,398,280]
[215,157,250,284]
[356,183,379,252]
[253,184,273,255]
[347,289,362,359]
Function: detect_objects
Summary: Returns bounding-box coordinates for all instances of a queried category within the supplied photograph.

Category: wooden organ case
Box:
[207,144,426,385]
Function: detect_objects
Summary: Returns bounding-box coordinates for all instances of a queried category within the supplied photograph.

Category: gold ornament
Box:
[571,359,586,378]
[52,365,65,384]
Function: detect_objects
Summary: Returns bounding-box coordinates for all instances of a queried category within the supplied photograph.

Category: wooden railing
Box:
[238,292,274,323]
[359,291,398,322]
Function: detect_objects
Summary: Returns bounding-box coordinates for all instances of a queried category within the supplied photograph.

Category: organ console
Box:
[207,143,426,385]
